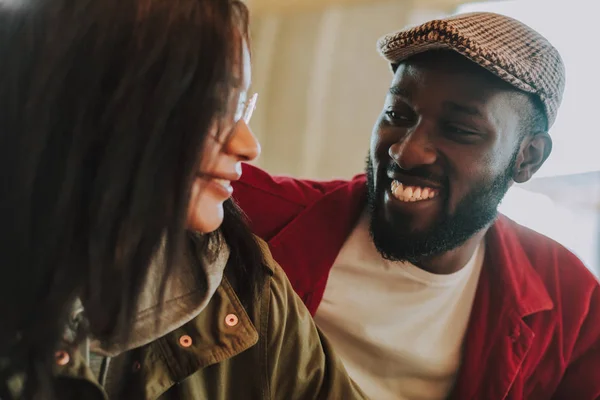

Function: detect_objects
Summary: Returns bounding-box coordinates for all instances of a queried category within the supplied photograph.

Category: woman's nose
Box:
[225,120,261,162]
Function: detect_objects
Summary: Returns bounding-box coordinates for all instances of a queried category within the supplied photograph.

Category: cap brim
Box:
[386,42,453,73]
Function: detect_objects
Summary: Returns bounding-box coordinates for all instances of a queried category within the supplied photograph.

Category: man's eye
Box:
[442,124,482,144]
[445,125,477,136]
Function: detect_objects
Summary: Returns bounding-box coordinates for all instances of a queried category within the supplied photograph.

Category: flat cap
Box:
[377,12,565,128]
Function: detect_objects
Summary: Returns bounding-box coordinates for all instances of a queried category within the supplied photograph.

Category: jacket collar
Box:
[141,275,259,399]
[54,273,258,399]
[450,216,554,399]
[92,238,230,356]
[484,216,554,317]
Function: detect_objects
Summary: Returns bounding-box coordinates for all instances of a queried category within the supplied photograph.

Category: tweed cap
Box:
[377,12,565,128]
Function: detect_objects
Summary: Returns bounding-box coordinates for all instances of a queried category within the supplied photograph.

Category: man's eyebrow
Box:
[388,86,410,99]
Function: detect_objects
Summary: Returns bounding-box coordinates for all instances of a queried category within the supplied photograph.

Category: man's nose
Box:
[389,121,437,170]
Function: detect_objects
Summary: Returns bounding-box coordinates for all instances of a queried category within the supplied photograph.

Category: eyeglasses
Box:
[235,92,258,125]
[210,92,258,145]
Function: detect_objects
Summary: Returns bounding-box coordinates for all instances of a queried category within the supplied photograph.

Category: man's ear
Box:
[513,133,552,183]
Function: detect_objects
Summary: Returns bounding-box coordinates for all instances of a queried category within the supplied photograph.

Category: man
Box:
[233,12,600,400]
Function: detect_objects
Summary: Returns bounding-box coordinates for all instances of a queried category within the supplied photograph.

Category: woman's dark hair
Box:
[0,0,263,398]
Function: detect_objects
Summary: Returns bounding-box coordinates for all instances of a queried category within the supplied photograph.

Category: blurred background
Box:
[245,0,600,275]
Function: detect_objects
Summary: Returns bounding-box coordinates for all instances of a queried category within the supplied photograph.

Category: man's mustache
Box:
[386,163,446,187]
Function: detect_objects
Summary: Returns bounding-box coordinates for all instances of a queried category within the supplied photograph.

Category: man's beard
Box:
[366,151,517,264]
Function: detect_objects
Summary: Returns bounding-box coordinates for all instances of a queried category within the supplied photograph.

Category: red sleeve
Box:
[232,163,345,242]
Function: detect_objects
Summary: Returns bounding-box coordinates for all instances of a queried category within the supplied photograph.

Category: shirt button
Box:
[179,334,193,348]
[225,313,239,327]
[55,351,70,366]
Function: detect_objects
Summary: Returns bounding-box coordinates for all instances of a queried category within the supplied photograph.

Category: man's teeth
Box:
[391,180,438,202]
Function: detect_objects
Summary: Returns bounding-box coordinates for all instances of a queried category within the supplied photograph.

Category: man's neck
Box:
[413,229,488,275]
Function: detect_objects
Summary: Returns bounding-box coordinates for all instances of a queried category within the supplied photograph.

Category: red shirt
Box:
[233,164,600,400]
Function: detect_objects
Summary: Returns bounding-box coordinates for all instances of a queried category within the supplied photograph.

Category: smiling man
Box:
[233,12,600,400]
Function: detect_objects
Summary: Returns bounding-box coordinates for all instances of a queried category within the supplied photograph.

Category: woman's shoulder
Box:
[245,237,369,399]
[253,235,276,274]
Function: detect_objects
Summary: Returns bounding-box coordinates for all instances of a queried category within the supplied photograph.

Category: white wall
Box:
[249,1,452,179]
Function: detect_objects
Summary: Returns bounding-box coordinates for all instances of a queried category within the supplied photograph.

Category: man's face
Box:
[368,51,534,263]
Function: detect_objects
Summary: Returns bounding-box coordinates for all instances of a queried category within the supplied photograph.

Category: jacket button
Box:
[225,313,239,327]
[55,351,70,366]
[179,335,193,348]
[510,329,521,342]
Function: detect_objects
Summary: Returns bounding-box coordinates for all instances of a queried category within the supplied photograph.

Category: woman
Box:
[0,0,366,398]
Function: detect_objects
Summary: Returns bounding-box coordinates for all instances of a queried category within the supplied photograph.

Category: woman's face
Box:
[186,40,260,233]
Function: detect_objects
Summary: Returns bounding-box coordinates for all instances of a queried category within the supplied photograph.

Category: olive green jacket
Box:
[47,240,367,400]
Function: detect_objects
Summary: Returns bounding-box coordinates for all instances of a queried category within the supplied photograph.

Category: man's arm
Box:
[233,163,345,241]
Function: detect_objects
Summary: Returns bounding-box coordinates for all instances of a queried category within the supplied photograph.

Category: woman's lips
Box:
[195,175,234,198]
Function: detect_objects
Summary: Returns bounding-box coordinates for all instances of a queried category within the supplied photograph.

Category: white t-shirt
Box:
[314,213,484,400]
